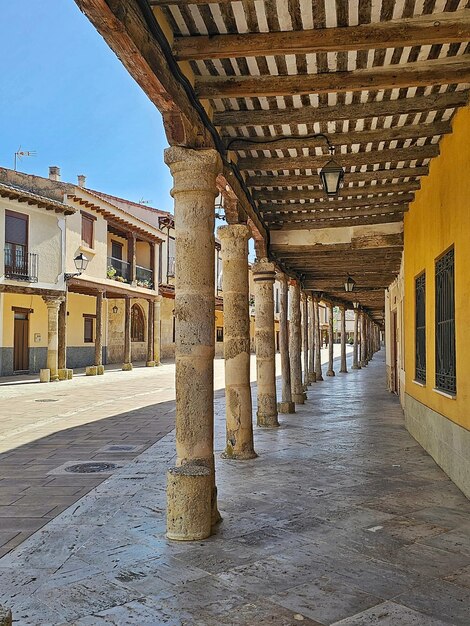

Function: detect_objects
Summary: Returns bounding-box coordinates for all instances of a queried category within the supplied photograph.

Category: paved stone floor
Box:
[1,349,470,625]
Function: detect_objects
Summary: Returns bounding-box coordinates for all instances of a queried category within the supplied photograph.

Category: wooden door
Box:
[14,313,29,372]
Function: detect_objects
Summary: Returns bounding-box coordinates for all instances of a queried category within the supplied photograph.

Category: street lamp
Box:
[344,275,356,293]
[64,253,89,281]
[225,133,344,197]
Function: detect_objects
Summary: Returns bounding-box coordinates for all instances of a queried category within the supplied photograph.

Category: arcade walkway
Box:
[1,352,469,625]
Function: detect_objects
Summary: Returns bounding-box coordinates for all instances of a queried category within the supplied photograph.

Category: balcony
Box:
[136,265,154,289]
[107,256,130,283]
[167,256,175,279]
[4,245,38,282]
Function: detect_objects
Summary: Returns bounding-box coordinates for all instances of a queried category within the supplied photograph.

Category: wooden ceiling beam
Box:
[262,194,413,213]
[271,214,403,229]
[255,181,418,203]
[264,203,409,221]
[175,10,470,60]
[196,56,470,99]
[214,91,467,128]
[224,121,450,152]
[240,145,438,172]
[246,167,428,188]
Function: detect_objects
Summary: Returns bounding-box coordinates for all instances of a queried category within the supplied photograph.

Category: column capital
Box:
[300,292,307,302]
[275,271,288,285]
[164,147,222,196]
[252,258,276,282]
[155,294,163,303]
[43,295,65,308]
[217,223,251,242]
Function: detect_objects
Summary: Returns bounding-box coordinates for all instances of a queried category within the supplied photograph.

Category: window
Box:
[275,288,279,314]
[84,316,94,343]
[111,240,123,260]
[5,210,28,275]
[131,304,145,342]
[415,273,426,383]
[81,212,95,248]
[216,327,224,342]
[435,247,456,394]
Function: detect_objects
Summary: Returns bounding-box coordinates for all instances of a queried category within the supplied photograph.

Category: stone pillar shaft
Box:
[352,309,361,370]
[95,291,104,367]
[165,146,222,535]
[314,297,324,381]
[289,281,304,404]
[254,259,279,426]
[123,296,132,367]
[307,295,316,383]
[154,295,162,365]
[147,299,155,364]
[58,296,67,370]
[326,303,335,376]
[360,311,367,367]
[277,273,294,413]
[43,296,64,382]
[301,293,309,388]
[218,224,256,458]
[340,306,348,373]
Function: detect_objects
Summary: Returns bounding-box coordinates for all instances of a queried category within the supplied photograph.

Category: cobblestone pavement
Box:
[1,349,469,625]
[0,346,344,558]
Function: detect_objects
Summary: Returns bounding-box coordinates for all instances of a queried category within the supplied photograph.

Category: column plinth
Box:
[218,224,257,459]
[165,146,222,537]
[277,272,295,414]
[253,259,279,427]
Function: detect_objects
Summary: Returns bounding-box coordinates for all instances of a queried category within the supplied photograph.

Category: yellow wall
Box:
[404,105,470,430]
[1,293,49,348]
[66,202,108,279]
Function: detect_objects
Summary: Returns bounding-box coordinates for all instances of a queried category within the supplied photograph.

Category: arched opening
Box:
[131,303,145,342]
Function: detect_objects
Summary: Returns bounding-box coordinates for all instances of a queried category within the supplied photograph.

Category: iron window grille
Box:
[435,248,456,394]
[415,272,426,383]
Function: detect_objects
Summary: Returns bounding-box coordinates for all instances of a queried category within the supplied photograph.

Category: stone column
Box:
[307,294,316,383]
[314,296,324,381]
[289,280,305,404]
[340,305,348,373]
[277,272,295,414]
[301,292,309,389]
[122,296,133,370]
[326,303,335,376]
[95,290,104,370]
[43,296,64,382]
[360,311,367,367]
[352,308,361,370]
[154,295,162,365]
[218,224,256,459]
[147,299,155,366]
[253,259,279,426]
[58,296,67,371]
[127,232,137,285]
[165,146,222,538]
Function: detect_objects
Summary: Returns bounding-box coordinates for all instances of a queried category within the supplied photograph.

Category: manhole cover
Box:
[35,399,58,403]
[65,462,118,474]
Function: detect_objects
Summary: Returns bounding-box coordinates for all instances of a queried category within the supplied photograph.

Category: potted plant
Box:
[107,266,117,279]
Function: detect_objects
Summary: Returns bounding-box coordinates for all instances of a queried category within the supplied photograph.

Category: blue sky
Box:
[0,0,174,212]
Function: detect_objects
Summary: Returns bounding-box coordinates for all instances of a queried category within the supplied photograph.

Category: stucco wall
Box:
[404,105,470,431]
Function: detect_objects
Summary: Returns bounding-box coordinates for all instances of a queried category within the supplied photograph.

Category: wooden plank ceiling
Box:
[77,0,470,320]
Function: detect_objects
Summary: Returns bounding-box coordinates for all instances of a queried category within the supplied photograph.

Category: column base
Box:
[86,366,97,376]
[166,465,212,541]
[278,401,295,414]
[146,361,156,367]
[351,364,361,370]
[292,393,305,404]
[122,362,133,371]
[0,604,12,626]
[39,369,50,383]
[97,365,105,375]
[308,372,317,383]
[57,368,73,381]
[221,447,258,460]
[326,370,336,377]
[340,368,348,374]
[257,411,279,427]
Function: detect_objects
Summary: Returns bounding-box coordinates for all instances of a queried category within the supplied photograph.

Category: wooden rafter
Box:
[239,145,439,172]
[175,10,470,61]
[254,181,419,202]
[264,204,409,221]
[196,56,470,99]
[246,167,428,188]
[270,214,404,229]
[214,92,468,128]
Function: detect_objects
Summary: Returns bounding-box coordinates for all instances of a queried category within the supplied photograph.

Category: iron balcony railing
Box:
[136,265,154,289]
[107,256,130,283]
[4,245,38,282]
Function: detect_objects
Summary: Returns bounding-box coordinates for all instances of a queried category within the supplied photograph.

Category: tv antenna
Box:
[14,147,37,171]
[138,197,151,205]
